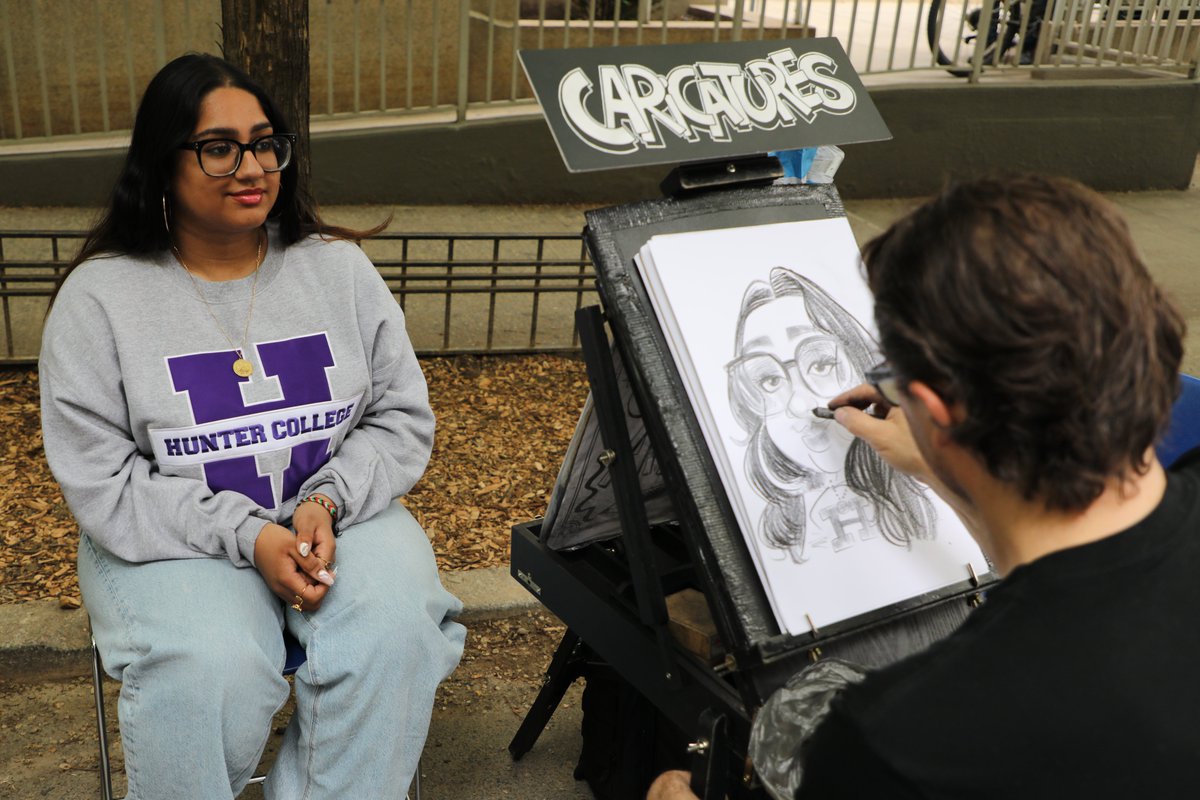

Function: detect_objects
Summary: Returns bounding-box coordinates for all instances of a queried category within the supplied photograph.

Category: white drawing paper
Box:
[634,218,990,636]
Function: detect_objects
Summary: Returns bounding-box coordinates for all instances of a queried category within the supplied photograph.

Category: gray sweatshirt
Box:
[39,226,434,567]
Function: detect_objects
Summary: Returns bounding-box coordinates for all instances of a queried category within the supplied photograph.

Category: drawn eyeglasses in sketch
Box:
[727,266,936,564]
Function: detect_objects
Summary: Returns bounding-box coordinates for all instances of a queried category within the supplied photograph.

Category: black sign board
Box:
[520,37,891,173]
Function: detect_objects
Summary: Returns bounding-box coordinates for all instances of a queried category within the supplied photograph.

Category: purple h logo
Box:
[167,333,337,509]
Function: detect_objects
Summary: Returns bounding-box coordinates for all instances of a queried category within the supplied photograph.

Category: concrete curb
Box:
[0,566,540,683]
[440,566,542,623]
[0,598,94,682]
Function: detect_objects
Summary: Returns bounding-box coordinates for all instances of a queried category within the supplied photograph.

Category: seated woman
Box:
[39,53,465,799]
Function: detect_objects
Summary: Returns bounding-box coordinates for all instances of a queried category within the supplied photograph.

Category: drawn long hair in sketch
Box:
[727,267,935,564]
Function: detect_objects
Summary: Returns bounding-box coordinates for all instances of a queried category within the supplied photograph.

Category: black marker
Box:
[815,402,889,420]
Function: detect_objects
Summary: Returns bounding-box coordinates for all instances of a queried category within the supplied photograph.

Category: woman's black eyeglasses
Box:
[178,134,297,178]
[865,361,904,405]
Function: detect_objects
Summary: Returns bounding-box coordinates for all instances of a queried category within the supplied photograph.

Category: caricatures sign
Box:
[520,37,891,173]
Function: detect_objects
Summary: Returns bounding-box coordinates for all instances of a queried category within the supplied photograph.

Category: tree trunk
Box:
[221,1,311,188]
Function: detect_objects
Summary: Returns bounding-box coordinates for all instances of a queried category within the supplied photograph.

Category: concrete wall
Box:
[1,78,1197,206]
[837,78,1200,199]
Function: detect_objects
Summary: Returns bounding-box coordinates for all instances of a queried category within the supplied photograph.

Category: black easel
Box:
[508,171,992,799]
[510,159,786,779]
[508,307,752,799]
[508,304,687,760]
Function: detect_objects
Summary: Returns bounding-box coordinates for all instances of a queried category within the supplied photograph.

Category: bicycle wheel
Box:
[926,0,1015,76]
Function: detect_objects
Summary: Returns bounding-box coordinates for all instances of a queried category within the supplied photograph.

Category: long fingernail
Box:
[298,542,310,557]
[317,570,334,586]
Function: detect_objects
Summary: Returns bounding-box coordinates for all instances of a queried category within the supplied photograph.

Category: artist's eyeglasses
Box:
[729,336,858,414]
[865,361,904,405]
[178,134,297,177]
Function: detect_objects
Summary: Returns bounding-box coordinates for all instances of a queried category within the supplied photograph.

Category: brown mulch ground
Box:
[0,355,589,606]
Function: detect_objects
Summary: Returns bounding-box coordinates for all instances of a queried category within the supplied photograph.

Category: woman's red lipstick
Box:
[230,188,264,205]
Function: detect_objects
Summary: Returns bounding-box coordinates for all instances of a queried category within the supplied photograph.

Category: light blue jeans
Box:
[79,500,466,800]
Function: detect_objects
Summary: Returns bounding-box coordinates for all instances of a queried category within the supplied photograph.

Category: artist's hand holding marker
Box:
[818,383,934,483]
[822,385,987,543]
[254,495,338,612]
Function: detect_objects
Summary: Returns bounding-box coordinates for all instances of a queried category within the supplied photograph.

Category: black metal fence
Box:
[0,230,596,365]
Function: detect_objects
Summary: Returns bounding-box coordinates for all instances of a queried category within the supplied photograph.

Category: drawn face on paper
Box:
[735,296,859,473]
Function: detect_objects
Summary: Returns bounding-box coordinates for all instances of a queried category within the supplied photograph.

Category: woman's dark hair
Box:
[58,53,383,289]
[862,174,1186,511]
[728,267,935,563]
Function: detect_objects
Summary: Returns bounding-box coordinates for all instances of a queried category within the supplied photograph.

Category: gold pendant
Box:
[232,358,254,377]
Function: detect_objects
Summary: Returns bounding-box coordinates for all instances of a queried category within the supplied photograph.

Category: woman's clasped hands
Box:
[254,494,338,612]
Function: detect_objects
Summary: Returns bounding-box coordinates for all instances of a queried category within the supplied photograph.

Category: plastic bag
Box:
[748,659,868,800]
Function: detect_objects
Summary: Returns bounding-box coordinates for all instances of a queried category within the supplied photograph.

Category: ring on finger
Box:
[291,594,304,612]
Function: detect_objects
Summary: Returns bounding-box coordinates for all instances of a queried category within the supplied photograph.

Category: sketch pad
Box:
[633,218,989,636]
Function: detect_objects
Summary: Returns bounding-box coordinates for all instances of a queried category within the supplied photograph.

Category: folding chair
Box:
[1157,373,1200,468]
[90,625,422,799]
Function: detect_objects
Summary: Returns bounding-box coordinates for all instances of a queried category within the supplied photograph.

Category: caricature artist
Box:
[649,174,1200,799]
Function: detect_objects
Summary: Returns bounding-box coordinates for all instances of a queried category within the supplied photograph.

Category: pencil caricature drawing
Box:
[634,217,990,633]
[727,267,936,564]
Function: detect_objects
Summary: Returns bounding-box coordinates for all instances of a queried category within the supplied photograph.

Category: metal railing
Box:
[1,0,1196,142]
[0,229,596,365]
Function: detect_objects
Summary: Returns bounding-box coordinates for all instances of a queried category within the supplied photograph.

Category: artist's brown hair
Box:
[862,174,1185,511]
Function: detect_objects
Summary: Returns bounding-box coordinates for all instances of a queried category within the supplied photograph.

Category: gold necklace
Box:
[172,230,264,377]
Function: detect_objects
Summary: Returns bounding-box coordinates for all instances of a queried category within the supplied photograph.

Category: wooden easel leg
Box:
[508,629,588,760]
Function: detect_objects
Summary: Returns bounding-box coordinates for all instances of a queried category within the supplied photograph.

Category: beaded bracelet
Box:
[299,494,339,522]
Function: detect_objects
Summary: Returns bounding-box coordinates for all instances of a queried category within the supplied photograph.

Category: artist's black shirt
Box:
[796,452,1200,800]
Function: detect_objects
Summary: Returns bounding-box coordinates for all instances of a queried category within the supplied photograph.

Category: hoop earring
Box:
[161,193,171,236]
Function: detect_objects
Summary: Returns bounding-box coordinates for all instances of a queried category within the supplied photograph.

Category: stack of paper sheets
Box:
[633,218,990,636]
